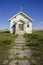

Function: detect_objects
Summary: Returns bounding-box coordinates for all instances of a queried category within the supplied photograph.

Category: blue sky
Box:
[0,0,43,30]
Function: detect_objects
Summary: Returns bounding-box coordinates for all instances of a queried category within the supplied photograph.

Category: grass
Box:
[24,30,43,65]
[0,31,18,65]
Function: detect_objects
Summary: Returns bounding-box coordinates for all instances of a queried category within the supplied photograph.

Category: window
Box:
[27,24,29,27]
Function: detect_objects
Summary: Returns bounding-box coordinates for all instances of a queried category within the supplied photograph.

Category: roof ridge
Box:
[8,11,34,22]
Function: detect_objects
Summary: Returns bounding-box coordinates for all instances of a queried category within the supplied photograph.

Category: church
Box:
[8,11,34,34]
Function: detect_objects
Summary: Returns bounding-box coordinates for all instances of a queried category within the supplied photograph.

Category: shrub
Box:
[26,40,39,47]
[24,34,40,47]
[38,38,43,43]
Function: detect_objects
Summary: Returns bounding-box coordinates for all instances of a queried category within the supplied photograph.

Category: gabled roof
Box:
[8,11,34,22]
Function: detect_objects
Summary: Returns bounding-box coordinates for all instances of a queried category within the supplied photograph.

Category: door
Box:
[19,24,24,30]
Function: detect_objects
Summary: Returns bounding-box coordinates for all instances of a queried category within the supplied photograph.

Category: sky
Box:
[0,0,43,30]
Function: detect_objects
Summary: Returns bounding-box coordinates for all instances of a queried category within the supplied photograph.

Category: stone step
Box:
[13,46,23,49]
[16,38,25,39]
[15,35,26,44]
[13,46,29,49]
[15,41,26,44]
[15,40,25,41]
[9,48,31,56]
[14,44,26,46]
[15,40,26,42]
[15,37,25,39]
[13,43,26,46]
[15,42,26,44]
[9,60,30,65]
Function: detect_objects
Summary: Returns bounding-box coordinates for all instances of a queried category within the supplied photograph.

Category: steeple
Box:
[20,6,23,12]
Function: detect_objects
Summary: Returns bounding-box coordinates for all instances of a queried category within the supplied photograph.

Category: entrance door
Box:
[19,24,24,30]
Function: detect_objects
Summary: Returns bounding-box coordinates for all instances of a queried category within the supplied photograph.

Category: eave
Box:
[8,11,34,22]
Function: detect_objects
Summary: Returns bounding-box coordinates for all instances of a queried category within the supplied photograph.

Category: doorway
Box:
[19,24,24,30]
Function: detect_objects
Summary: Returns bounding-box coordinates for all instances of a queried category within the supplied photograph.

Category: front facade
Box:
[8,11,33,34]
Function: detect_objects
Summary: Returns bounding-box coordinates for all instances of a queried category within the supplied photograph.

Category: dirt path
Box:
[3,35,32,65]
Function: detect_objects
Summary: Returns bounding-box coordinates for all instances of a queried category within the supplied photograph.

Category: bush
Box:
[2,40,11,45]
[38,38,43,43]
[24,34,39,39]
[24,31,43,65]
[24,34,40,47]
[0,33,13,46]
[26,39,39,47]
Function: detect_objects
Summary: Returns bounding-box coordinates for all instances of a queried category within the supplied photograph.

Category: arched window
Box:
[27,24,29,27]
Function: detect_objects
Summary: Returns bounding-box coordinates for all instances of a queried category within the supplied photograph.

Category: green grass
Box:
[24,30,43,65]
[0,31,18,65]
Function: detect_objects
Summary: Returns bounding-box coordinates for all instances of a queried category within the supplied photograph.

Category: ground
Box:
[0,30,43,65]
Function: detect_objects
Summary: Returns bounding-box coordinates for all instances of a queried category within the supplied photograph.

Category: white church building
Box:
[8,11,33,34]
